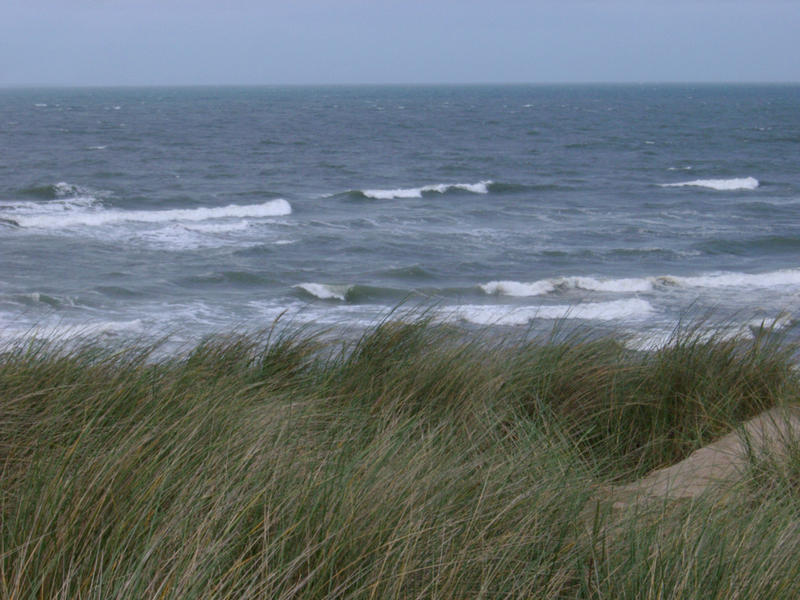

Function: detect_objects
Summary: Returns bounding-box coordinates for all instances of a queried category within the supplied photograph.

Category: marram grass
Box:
[2,317,800,599]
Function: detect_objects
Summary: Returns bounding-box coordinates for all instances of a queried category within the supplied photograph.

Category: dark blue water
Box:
[1,85,799,347]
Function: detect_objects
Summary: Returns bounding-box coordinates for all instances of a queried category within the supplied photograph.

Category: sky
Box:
[1,0,799,86]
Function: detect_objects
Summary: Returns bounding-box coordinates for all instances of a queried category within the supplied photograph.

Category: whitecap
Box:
[447,299,654,326]
[660,177,759,191]
[1,195,99,219]
[625,326,755,352]
[294,283,350,301]
[0,319,144,344]
[362,180,492,200]
[480,280,556,297]
[568,276,654,293]
[657,269,800,290]
[481,269,800,299]
[747,315,793,331]
[480,276,653,297]
[13,198,292,229]
[54,181,86,196]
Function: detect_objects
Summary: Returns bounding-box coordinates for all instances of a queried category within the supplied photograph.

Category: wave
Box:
[378,265,436,280]
[11,199,291,229]
[481,276,654,297]
[2,291,80,309]
[482,268,800,299]
[356,180,493,200]
[178,271,273,288]
[659,269,800,290]
[0,319,145,343]
[625,325,759,352]
[294,283,407,303]
[183,221,251,234]
[294,283,351,301]
[659,177,759,191]
[447,299,654,326]
[17,181,99,200]
[697,235,800,256]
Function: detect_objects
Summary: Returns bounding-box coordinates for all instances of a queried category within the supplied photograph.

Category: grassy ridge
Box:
[2,318,800,598]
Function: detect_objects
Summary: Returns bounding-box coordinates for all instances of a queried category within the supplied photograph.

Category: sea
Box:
[1,84,799,349]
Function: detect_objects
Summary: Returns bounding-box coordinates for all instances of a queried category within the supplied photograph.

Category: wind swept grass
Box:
[2,317,800,598]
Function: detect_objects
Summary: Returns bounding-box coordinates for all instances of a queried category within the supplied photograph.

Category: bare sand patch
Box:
[601,404,800,510]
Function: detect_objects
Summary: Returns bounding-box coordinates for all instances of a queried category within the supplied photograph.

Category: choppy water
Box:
[1,85,799,347]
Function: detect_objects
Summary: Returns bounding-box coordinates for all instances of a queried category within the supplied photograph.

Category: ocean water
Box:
[1,84,799,348]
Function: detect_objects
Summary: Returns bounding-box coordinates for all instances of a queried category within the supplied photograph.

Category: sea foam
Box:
[448,298,654,326]
[482,268,800,298]
[481,276,654,297]
[659,269,800,290]
[361,180,492,200]
[13,199,292,228]
[294,283,350,301]
[660,177,759,191]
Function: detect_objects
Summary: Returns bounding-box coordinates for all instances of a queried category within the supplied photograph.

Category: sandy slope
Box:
[604,405,800,509]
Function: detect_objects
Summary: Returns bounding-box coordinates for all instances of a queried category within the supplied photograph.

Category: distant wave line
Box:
[12,199,292,228]
[481,268,800,298]
[659,177,759,191]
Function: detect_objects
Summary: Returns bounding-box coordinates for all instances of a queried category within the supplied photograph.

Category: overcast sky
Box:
[2,0,798,86]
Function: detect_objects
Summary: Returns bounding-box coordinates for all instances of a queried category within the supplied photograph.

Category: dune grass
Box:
[2,317,800,598]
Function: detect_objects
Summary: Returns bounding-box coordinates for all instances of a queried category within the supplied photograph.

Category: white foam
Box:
[13,198,291,229]
[570,276,654,293]
[482,269,800,298]
[0,319,144,344]
[0,195,99,221]
[625,326,756,352]
[747,315,793,331]
[660,177,759,191]
[362,180,492,200]
[480,280,556,297]
[295,283,350,301]
[53,181,89,197]
[658,269,800,290]
[448,299,654,326]
[183,220,250,234]
[480,276,653,297]
[126,224,238,250]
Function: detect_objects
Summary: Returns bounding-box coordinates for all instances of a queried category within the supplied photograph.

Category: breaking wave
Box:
[481,268,800,298]
[660,269,800,289]
[660,177,759,191]
[295,283,351,301]
[293,283,407,303]
[447,299,654,326]
[481,277,654,297]
[10,199,292,228]
[357,180,492,200]
[17,181,98,200]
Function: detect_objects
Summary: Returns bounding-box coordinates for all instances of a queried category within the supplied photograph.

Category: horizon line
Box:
[1,80,799,91]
